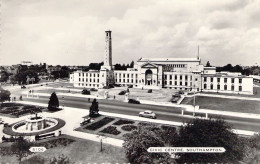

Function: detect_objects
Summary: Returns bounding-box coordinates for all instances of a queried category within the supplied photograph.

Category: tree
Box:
[0,87,11,102]
[48,92,59,111]
[206,61,211,67]
[11,137,33,163]
[89,98,99,117]
[123,125,175,164]
[130,61,134,68]
[172,118,245,163]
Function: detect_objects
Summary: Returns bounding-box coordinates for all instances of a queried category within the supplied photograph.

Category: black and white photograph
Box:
[0,0,260,163]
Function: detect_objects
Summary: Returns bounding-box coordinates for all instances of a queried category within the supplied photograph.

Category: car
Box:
[80,117,91,126]
[139,110,156,119]
[4,123,9,127]
[21,85,26,89]
[128,99,140,104]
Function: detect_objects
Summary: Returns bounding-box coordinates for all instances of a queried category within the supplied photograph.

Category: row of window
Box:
[114,73,138,79]
[165,64,187,68]
[79,78,99,83]
[203,77,242,83]
[78,83,99,87]
[116,79,138,83]
[165,81,192,86]
[203,84,242,91]
[164,75,192,81]
[78,73,99,77]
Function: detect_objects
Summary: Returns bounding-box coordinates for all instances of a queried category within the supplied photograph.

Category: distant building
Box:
[70,31,253,95]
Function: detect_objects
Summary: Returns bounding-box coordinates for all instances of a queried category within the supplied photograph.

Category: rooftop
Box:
[138,57,200,62]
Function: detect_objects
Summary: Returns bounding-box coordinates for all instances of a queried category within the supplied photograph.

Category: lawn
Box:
[201,87,260,98]
[0,103,44,118]
[0,135,128,164]
[182,96,260,114]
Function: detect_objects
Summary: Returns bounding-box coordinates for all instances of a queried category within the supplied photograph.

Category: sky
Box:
[0,0,260,66]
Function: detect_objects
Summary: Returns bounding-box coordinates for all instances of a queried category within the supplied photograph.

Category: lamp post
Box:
[193,90,196,117]
[97,134,106,152]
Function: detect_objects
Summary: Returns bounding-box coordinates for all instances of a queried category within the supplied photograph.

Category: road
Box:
[23,95,260,132]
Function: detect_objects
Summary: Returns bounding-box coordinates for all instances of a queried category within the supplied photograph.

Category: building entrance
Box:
[145,70,153,86]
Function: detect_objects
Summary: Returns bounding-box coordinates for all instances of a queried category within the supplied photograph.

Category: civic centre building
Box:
[70,31,253,95]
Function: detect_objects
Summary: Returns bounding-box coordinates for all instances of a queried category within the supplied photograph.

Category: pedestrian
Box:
[88,98,90,102]
[114,95,115,99]
[20,95,22,101]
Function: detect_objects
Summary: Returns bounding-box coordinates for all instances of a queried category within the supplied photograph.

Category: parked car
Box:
[21,85,26,89]
[90,88,98,91]
[80,117,91,126]
[128,99,140,104]
[178,90,184,94]
[4,123,9,127]
[139,110,156,119]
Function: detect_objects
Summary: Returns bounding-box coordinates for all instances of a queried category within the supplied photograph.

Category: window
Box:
[224,85,227,90]
[185,82,188,86]
[204,84,207,89]
[79,78,81,81]
[180,75,182,80]
[165,81,167,85]
[180,82,182,86]
[185,75,188,81]
[224,78,227,83]
[239,79,242,83]
[127,74,129,78]
[82,73,84,76]
[239,86,242,91]
[204,77,207,82]
[231,85,234,91]
[190,76,192,81]
[79,73,81,76]
[127,79,129,83]
[210,84,213,90]
[217,78,220,83]
[175,81,177,85]
[175,76,177,80]
[217,85,220,90]
[170,75,172,80]
[211,77,213,82]
[170,81,172,85]
[232,78,235,83]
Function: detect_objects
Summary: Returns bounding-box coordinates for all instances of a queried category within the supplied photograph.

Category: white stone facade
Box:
[69,31,253,95]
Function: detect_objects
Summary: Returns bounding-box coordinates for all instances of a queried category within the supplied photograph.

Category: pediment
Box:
[141,62,158,68]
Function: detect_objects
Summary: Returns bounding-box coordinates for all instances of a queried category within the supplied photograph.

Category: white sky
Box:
[1,0,260,66]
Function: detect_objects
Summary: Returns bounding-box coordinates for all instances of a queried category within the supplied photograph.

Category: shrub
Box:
[101,126,121,135]
[147,89,152,93]
[121,125,137,131]
[118,90,126,95]
[113,119,134,125]
[85,117,115,130]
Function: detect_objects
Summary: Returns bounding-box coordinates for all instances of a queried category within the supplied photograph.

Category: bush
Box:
[128,99,140,104]
[100,126,121,135]
[113,119,135,125]
[82,89,90,95]
[121,125,137,131]
[118,90,126,95]
[85,117,115,130]
[147,89,152,93]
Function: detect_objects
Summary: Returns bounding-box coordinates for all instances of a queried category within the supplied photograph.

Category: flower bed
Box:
[113,119,134,125]
[121,125,137,131]
[84,117,115,130]
[100,126,121,135]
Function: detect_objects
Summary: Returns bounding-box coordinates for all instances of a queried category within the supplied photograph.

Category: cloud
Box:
[1,0,260,66]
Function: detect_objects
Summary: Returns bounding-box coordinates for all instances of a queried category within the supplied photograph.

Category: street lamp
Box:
[97,134,106,152]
